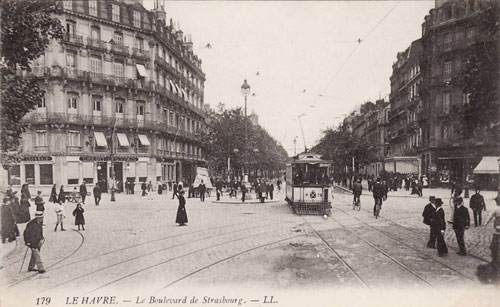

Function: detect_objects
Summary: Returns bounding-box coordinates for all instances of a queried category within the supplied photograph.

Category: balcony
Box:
[88,72,114,85]
[133,48,149,59]
[110,43,129,56]
[64,68,87,81]
[87,38,107,50]
[63,34,84,46]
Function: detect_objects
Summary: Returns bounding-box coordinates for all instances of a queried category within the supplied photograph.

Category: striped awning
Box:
[138,134,150,146]
[94,131,107,147]
[473,156,499,175]
[116,133,130,147]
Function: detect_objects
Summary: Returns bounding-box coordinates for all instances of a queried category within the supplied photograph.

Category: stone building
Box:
[9,0,207,193]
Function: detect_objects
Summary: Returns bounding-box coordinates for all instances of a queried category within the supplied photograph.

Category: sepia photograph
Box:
[1,0,499,306]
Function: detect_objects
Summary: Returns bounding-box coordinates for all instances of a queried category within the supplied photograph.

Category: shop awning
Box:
[116,133,130,147]
[473,156,499,175]
[181,88,188,98]
[94,131,107,147]
[138,134,150,146]
[136,64,147,78]
[174,83,182,95]
[168,79,177,94]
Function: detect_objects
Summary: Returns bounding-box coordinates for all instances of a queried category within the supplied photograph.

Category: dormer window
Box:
[112,4,120,22]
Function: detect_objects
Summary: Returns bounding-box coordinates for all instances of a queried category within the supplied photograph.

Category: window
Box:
[67,92,78,110]
[111,4,120,22]
[463,92,472,105]
[37,91,46,108]
[91,26,100,40]
[137,102,145,116]
[443,61,452,79]
[133,11,141,28]
[92,96,102,112]
[8,165,21,185]
[443,33,452,50]
[441,124,449,140]
[68,131,80,147]
[90,55,101,75]
[25,164,35,184]
[115,98,124,114]
[40,165,53,185]
[137,37,144,51]
[36,131,48,146]
[169,111,174,126]
[66,51,76,71]
[114,60,124,79]
[66,20,75,36]
[64,0,72,10]
[466,27,476,43]
[442,92,451,114]
[113,31,123,46]
[89,0,97,16]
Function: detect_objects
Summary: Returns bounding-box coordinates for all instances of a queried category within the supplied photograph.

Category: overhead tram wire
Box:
[310,1,401,107]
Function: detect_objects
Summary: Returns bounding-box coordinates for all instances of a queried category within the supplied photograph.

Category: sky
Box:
[144,0,435,156]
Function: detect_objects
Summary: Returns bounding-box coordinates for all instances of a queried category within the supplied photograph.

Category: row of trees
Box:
[1,0,64,169]
[202,105,288,178]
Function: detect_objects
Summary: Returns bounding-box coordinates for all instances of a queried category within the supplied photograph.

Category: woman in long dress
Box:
[175,190,188,226]
[49,184,58,203]
[17,192,31,223]
[58,185,66,203]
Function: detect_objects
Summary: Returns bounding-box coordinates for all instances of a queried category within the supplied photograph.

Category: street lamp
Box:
[241,79,251,182]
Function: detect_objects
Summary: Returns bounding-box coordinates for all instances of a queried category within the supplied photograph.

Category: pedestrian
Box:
[79,180,87,204]
[125,180,130,195]
[353,179,362,206]
[23,211,45,273]
[198,180,206,202]
[372,178,384,216]
[54,201,66,231]
[141,181,147,197]
[260,181,268,203]
[431,198,448,257]
[470,188,487,227]
[72,203,85,231]
[241,182,247,202]
[422,196,437,248]
[268,181,274,200]
[277,179,282,191]
[417,180,423,197]
[147,180,154,200]
[453,197,470,256]
[93,184,102,206]
[215,179,222,201]
[130,180,135,194]
[18,191,31,224]
[49,184,57,204]
[484,196,500,280]
[21,183,31,200]
[58,185,66,204]
[168,181,172,191]
[34,190,45,213]
[158,182,163,195]
[1,198,18,243]
[382,180,388,201]
[175,190,188,226]
[172,181,178,199]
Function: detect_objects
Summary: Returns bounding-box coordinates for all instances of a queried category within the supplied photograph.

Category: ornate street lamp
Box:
[241,79,250,182]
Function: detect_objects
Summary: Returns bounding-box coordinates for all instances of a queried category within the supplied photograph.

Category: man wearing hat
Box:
[79,180,87,204]
[453,197,470,256]
[23,211,45,273]
[431,198,448,256]
[422,196,437,248]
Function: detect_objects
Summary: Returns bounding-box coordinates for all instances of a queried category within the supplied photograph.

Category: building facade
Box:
[420,0,499,187]
[9,0,207,193]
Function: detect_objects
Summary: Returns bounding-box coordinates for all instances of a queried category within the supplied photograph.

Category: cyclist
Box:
[372,177,384,216]
[352,179,362,208]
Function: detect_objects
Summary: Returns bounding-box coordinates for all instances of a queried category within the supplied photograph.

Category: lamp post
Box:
[110,121,117,201]
[241,79,251,182]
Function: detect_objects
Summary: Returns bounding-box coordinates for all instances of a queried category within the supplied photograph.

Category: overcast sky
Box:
[144,0,435,156]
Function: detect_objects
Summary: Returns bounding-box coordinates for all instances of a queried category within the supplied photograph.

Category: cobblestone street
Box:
[1,187,499,307]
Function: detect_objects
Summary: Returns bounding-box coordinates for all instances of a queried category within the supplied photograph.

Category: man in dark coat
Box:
[93,184,102,206]
[241,183,247,202]
[372,178,384,216]
[1,198,18,243]
[58,185,66,204]
[175,190,188,226]
[130,181,135,194]
[34,191,45,213]
[470,189,487,227]
[141,182,147,196]
[79,181,87,204]
[268,181,274,200]
[215,179,223,201]
[422,196,437,248]
[24,211,45,273]
[431,198,448,256]
[125,180,130,194]
[453,197,470,256]
[198,180,206,202]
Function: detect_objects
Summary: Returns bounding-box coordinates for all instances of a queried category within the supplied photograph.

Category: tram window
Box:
[292,163,329,185]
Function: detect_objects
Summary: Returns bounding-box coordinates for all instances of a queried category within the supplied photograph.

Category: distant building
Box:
[9,0,207,193]
[249,110,259,126]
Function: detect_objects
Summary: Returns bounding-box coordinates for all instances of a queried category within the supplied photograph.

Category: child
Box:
[72,203,85,231]
[54,201,66,231]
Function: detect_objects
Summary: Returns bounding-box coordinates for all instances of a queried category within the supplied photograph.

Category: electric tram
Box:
[285,152,332,215]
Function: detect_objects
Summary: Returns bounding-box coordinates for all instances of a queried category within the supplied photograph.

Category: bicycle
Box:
[353,195,361,211]
[374,198,382,218]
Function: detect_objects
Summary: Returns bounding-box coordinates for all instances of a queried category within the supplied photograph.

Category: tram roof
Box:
[288,152,332,165]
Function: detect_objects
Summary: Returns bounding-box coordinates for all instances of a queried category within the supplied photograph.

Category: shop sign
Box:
[22,155,53,161]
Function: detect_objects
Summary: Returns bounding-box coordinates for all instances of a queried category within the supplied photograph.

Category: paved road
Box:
[1,188,498,307]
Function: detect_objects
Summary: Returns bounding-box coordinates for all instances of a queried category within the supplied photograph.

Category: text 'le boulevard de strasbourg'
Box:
[1,0,500,306]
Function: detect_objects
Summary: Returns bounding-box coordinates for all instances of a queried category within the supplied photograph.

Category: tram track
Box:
[84,226,308,294]
[332,185,490,263]
[33,220,302,293]
[331,205,475,282]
